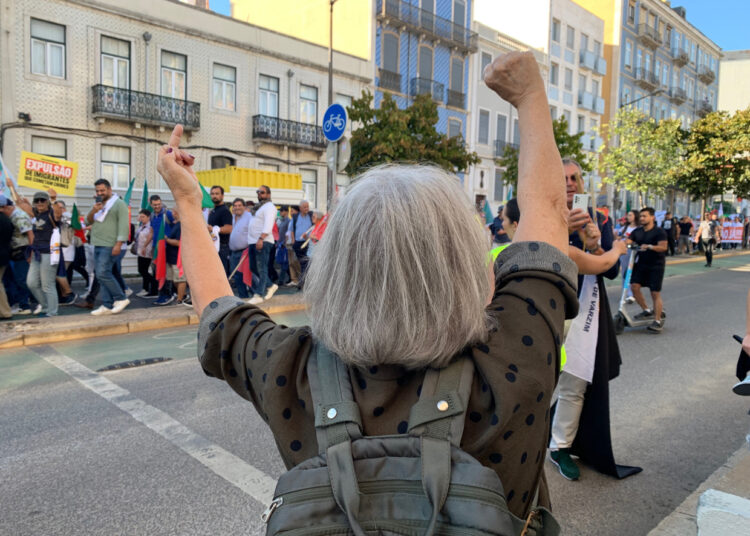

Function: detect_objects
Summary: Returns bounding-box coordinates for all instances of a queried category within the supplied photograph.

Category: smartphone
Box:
[95,195,103,203]
[572,194,590,212]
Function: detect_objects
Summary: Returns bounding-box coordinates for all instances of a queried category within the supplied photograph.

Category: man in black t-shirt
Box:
[677,216,693,255]
[661,211,678,256]
[207,185,233,276]
[628,207,669,332]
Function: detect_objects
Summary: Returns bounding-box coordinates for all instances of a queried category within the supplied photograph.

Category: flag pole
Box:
[227,250,248,280]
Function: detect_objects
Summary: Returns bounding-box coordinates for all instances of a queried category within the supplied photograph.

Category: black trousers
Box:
[702,238,715,265]
[293,241,309,288]
[138,256,158,295]
[666,235,676,256]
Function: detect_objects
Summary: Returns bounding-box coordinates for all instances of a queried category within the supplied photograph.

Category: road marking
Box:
[729,265,750,272]
[30,345,277,507]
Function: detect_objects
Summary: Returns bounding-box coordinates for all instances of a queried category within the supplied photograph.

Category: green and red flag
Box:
[153,215,167,289]
[123,178,136,241]
[140,179,150,211]
[70,203,86,244]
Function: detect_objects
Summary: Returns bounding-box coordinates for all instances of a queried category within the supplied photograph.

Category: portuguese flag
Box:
[70,203,86,244]
[123,178,136,241]
[153,215,167,289]
[140,179,150,210]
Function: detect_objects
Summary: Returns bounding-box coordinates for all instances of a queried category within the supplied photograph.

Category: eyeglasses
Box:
[565,174,579,182]
[257,190,267,195]
[33,199,48,204]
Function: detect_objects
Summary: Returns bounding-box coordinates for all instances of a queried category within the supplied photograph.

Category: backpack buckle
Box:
[520,508,539,536]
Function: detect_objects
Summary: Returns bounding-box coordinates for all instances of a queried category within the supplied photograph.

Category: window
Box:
[655,59,661,79]
[580,33,589,52]
[578,74,587,93]
[551,19,561,43]
[661,104,667,120]
[627,1,635,24]
[564,68,573,91]
[259,74,279,117]
[448,119,462,139]
[566,26,575,49]
[672,70,678,88]
[550,63,559,86]
[161,50,186,100]
[453,0,465,27]
[624,40,632,69]
[496,114,507,142]
[562,111,571,131]
[480,52,492,78]
[549,107,557,120]
[300,169,317,206]
[450,56,463,92]
[666,26,672,47]
[592,79,600,97]
[299,84,318,124]
[645,53,651,74]
[512,118,520,145]
[31,18,65,78]
[635,49,642,70]
[590,117,598,132]
[101,36,129,88]
[100,145,130,189]
[622,86,631,107]
[494,169,504,202]
[688,79,694,100]
[662,65,669,86]
[577,115,585,134]
[211,156,236,169]
[31,136,66,158]
[478,110,489,145]
[690,42,696,63]
[382,32,399,73]
[213,63,236,111]
[418,45,433,80]
[335,93,352,110]
[594,40,602,56]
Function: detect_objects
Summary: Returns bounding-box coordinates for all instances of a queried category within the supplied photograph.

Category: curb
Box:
[0,303,308,350]
[664,249,750,266]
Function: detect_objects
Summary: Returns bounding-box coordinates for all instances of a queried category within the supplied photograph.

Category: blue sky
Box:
[207,0,749,51]
[673,0,750,51]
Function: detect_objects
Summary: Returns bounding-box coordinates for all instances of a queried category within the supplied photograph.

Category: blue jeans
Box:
[229,249,250,299]
[5,259,32,308]
[27,254,58,315]
[94,246,126,308]
[249,242,273,297]
[113,248,127,291]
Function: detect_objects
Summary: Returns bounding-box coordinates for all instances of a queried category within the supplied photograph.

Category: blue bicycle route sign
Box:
[322,103,348,143]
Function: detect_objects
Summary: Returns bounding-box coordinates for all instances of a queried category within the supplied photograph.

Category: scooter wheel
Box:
[614,312,626,335]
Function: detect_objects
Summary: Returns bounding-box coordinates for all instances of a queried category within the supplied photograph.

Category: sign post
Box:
[322,103,347,210]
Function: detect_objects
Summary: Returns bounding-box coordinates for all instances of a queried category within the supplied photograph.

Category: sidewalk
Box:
[0,288,307,350]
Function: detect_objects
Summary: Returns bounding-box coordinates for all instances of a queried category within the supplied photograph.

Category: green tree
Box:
[495,115,591,190]
[345,91,479,175]
[601,106,683,206]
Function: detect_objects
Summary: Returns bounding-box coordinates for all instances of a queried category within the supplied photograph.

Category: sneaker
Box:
[176,298,193,307]
[91,305,113,316]
[634,309,654,320]
[11,305,32,315]
[155,295,175,306]
[125,287,133,298]
[550,449,580,481]
[264,284,279,301]
[284,281,299,288]
[59,292,78,306]
[33,304,44,315]
[247,294,264,305]
[111,298,130,314]
[624,296,636,304]
[733,375,750,396]
[182,295,192,306]
[136,289,150,298]
[647,320,663,333]
[144,293,159,299]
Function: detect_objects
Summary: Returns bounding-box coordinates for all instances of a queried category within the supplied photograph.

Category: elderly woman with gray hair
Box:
[157,52,578,524]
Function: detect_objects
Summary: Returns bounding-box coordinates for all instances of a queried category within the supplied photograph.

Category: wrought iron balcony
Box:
[634,68,659,90]
[698,65,716,84]
[637,23,662,49]
[410,77,444,102]
[446,89,466,109]
[91,85,200,130]
[376,0,478,54]
[579,50,596,71]
[252,115,326,150]
[697,100,713,117]
[671,47,689,66]
[494,139,518,157]
[378,68,402,93]
[668,87,687,105]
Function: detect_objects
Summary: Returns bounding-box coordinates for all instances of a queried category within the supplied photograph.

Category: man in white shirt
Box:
[229,198,253,299]
[246,185,278,304]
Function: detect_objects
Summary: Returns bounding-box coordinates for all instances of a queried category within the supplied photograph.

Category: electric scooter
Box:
[613,245,666,334]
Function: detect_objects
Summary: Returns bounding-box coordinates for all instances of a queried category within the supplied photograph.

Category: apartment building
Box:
[718,50,750,113]
[0,0,371,214]
[548,0,607,201]
[373,0,477,145]
[466,22,548,209]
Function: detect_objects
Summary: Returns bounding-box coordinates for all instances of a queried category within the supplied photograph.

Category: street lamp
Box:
[620,88,664,108]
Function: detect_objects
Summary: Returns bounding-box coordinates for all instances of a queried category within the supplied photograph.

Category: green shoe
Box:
[550,448,580,481]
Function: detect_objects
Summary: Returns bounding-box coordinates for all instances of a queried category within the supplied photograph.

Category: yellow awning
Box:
[196,167,302,193]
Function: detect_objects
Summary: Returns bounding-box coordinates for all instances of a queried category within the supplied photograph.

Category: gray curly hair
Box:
[303,164,491,369]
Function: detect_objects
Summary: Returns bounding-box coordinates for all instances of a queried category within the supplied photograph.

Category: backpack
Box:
[261,343,560,536]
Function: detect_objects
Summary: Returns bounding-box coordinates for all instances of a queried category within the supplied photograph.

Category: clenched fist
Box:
[483,51,546,109]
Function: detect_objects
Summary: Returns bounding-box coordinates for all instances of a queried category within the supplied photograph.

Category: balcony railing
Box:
[578,91,594,110]
[637,23,662,48]
[634,67,659,90]
[697,100,713,117]
[410,77,444,102]
[594,96,605,115]
[378,68,402,93]
[668,87,687,105]
[252,115,326,150]
[671,47,689,66]
[376,0,478,54]
[594,56,607,76]
[91,85,200,130]
[580,50,596,71]
[494,139,518,157]
[698,65,716,84]
[446,89,466,109]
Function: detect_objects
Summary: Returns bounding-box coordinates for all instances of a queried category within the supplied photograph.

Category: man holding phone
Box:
[86,178,130,315]
[627,207,668,332]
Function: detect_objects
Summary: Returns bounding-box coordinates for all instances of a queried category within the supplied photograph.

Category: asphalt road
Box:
[1,256,749,536]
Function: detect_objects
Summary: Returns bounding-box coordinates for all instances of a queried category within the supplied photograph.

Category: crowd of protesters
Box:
[0,176,319,319]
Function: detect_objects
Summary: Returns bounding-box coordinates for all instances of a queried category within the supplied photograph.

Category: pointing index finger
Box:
[168,124,184,148]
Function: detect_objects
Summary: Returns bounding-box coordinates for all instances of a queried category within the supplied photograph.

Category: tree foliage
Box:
[345,91,480,175]
[495,116,591,189]
[600,106,683,204]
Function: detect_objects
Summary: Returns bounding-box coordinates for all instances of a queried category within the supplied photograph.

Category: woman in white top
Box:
[618,210,639,302]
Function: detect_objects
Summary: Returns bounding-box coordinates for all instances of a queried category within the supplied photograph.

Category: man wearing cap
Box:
[0,195,34,314]
[25,191,60,316]
[0,195,15,318]
[490,206,510,245]
[86,178,130,315]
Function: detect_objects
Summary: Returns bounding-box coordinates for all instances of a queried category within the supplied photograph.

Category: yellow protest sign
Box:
[17,151,78,196]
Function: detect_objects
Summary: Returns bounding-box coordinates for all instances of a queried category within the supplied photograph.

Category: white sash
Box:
[49,228,61,266]
[94,193,119,223]
[562,275,600,383]
[210,225,220,252]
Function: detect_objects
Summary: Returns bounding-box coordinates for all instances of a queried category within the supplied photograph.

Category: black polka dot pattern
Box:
[282,408,292,420]
[489,453,502,464]
[290,440,302,451]
[469,412,482,423]
[522,336,534,347]
[373,406,384,417]
[397,421,408,434]
[276,375,287,387]
[528,242,539,252]
[525,414,535,426]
